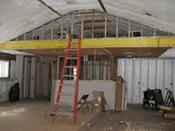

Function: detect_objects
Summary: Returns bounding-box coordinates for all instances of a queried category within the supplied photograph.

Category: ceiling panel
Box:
[159,48,175,58]
[0,0,175,44]
[102,0,175,33]
[44,0,102,14]
[0,50,34,56]
[20,48,167,57]
[0,0,58,43]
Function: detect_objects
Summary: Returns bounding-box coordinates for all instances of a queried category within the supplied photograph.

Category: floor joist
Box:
[0,37,175,49]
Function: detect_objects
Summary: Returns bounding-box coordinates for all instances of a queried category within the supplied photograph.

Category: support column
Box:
[110,56,117,80]
[93,50,96,79]
[116,17,118,38]
[51,21,54,40]
[71,15,74,34]
[61,18,64,39]
[128,20,131,37]
[41,25,44,40]
[104,13,107,37]
[43,58,49,96]
[85,61,88,80]
[30,57,37,99]
[51,59,57,104]
[92,11,95,38]
[81,12,84,38]
[154,28,156,36]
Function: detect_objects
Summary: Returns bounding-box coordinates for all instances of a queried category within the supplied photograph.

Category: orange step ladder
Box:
[51,34,81,123]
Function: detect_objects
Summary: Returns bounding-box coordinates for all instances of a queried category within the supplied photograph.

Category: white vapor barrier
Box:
[53,80,116,110]
[118,58,175,104]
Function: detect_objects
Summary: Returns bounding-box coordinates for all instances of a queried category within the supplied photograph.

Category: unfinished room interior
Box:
[0,0,175,131]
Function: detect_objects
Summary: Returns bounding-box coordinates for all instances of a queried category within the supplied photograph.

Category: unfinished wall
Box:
[80,58,175,104]
[118,58,175,104]
[0,56,53,102]
[0,56,23,101]
[52,80,116,110]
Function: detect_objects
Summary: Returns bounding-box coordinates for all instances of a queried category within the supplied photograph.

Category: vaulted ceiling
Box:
[0,0,175,44]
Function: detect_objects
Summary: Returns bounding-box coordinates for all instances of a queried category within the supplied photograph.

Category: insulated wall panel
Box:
[164,60,173,96]
[118,58,175,104]
[132,59,141,104]
[148,59,156,89]
[172,60,175,98]
[124,59,133,103]
[156,59,164,95]
[140,59,149,100]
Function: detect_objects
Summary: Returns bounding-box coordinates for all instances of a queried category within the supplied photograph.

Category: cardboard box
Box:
[92,91,105,112]
[115,76,127,111]
[92,91,104,98]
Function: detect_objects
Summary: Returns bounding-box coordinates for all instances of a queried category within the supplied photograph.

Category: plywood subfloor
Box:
[0,101,174,131]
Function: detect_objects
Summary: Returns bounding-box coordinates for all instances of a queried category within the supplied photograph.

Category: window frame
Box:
[0,60,11,79]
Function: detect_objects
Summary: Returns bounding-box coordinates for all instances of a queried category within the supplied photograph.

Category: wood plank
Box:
[85,61,88,80]
[44,58,49,96]
[160,105,175,111]
[51,21,54,40]
[115,77,123,111]
[56,56,60,79]
[81,13,84,38]
[128,20,130,37]
[41,25,44,40]
[101,56,104,80]
[104,13,107,37]
[154,28,156,36]
[61,18,64,39]
[92,11,95,38]
[71,15,74,33]
[30,57,37,99]
[1,38,173,49]
[94,50,96,79]
[164,113,175,119]
[24,33,26,40]
[106,60,109,80]
[116,17,118,38]
[92,60,94,80]
[110,57,117,80]
[51,59,57,104]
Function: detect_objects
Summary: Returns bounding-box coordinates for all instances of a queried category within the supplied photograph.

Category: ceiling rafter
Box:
[97,0,108,13]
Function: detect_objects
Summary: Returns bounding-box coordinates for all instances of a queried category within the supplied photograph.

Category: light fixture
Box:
[145,13,152,16]
[66,0,76,5]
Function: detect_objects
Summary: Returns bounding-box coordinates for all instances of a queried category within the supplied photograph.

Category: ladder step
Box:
[65,48,77,52]
[67,57,77,59]
[64,66,76,68]
[58,92,74,96]
[71,41,77,44]
[63,74,76,77]
[56,112,72,116]
[57,102,72,106]
[60,82,75,87]
[51,112,72,116]
[65,49,77,52]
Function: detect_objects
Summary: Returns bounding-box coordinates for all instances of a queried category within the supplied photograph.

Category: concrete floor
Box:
[0,101,174,131]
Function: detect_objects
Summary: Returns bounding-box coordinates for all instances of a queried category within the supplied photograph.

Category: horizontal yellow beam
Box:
[0,37,175,49]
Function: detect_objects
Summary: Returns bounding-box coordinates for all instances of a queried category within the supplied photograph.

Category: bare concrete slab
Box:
[0,101,174,131]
